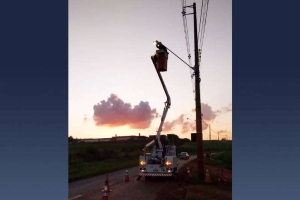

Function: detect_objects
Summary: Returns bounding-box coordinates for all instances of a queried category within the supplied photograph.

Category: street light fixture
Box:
[153,40,167,51]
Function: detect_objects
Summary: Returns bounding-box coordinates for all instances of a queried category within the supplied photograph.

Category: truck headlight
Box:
[140,160,146,165]
[165,161,172,166]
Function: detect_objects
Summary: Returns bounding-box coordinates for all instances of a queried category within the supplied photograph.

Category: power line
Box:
[181,0,195,94]
[202,119,208,126]
[197,0,209,49]
[197,0,209,70]
[198,0,209,47]
[179,1,210,97]
[197,0,204,42]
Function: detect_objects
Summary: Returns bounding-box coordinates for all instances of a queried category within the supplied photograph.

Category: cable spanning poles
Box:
[181,0,195,94]
[181,0,210,93]
[181,0,191,64]
[197,0,209,68]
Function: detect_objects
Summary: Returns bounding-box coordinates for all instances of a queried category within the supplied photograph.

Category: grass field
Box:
[69,140,232,182]
[177,140,232,154]
[69,141,143,182]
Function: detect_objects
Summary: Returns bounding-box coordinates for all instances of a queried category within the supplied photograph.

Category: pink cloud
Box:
[93,94,158,129]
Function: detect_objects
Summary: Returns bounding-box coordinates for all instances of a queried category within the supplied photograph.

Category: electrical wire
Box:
[181,0,195,94]
[197,0,209,48]
[199,0,209,50]
[197,0,209,69]
[202,119,208,126]
[197,0,204,44]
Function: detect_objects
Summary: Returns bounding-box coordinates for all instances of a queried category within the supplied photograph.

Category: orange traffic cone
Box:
[102,174,112,200]
[187,167,192,177]
[124,170,129,182]
[101,185,109,200]
[205,169,211,183]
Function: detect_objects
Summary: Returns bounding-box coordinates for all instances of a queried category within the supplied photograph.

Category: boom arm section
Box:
[142,54,171,155]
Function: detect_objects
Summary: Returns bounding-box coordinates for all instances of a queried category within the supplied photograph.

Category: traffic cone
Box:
[124,170,129,182]
[104,174,112,192]
[101,174,112,200]
[187,167,192,177]
[101,185,109,200]
[205,169,211,183]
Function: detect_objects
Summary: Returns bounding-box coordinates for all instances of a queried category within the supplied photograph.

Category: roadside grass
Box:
[69,141,144,160]
[186,150,232,184]
[69,158,138,182]
[69,141,144,182]
[188,150,232,184]
[177,140,232,155]
[69,140,232,182]
[211,150,232,170]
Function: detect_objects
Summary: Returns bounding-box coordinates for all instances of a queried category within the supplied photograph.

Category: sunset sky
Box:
[69,0,232,140]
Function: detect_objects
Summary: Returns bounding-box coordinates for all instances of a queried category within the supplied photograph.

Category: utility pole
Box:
[182,2,204,180]
[193,2,204,180]
[218,131,220,141]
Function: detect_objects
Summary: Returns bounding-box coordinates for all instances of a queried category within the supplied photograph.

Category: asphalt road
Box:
[69,155,196,200]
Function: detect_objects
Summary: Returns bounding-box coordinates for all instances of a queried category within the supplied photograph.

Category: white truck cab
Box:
[139,145,178,178]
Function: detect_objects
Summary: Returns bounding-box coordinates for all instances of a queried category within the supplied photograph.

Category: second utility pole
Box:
[193,2,205,180]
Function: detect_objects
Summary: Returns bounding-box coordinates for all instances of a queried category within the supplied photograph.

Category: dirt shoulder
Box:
[156,158,232,200]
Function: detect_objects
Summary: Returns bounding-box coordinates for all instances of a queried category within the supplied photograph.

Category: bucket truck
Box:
[137,46,179,180]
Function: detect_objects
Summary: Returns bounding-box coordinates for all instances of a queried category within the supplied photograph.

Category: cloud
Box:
[164,103,217,134]
[214,110,222,115]
[163,114,192,134]
[163,115,209,134]
[93,94,158,129]
[201,103,217,121]
[222,103,232,113]
[202,120,208,130]
[181,121,196,134]
[163,114,185,132]
[192,103,217,120]
[194,103,232,116]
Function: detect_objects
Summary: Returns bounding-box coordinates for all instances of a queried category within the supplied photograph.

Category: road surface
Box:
[69,155,196,200]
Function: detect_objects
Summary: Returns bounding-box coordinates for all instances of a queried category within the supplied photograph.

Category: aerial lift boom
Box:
[138,43,179,180]
[142,51,171,159]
